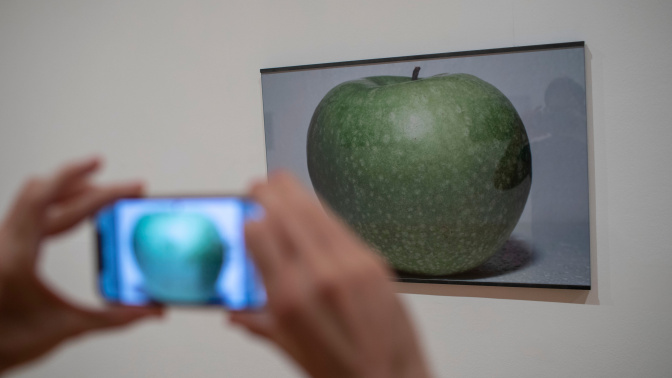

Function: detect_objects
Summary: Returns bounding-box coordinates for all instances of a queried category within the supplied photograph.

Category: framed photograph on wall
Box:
[260,41,590,289]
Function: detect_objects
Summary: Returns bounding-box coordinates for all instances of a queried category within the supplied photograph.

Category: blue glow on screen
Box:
[97,198,265,309]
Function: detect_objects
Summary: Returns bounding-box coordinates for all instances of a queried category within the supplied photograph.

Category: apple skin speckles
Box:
[307,73,531,276]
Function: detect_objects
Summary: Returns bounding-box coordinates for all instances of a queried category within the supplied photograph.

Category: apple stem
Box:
[412,67,421,80]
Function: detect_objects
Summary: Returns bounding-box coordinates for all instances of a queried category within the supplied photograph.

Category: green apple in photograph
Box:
[132,213,226,302]
[307,69,531,275]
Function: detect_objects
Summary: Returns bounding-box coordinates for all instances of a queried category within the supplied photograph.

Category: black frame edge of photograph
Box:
[260,41,585,74]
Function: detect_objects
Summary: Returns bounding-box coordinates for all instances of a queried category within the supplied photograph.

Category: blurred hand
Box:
[230,172,432,378]
[0,157,163,374]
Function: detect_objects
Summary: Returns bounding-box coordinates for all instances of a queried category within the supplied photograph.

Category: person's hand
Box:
[230,172,432,378]
[0,157,163,374]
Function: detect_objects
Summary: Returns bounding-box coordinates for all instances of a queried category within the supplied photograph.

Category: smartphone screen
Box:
[95,197,266,309]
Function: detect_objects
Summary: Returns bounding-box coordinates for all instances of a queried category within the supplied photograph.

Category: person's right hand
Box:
[230,172,432,378]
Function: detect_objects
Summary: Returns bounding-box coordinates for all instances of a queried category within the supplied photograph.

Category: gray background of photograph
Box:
[262,46,589,287]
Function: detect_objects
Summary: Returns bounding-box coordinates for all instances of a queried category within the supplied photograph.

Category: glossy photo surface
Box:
[261,43,590,289]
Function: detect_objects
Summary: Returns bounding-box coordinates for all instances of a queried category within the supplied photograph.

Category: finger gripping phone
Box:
[95,196,266,309]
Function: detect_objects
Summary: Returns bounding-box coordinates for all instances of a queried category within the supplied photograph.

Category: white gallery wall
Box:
[1,0,670,377]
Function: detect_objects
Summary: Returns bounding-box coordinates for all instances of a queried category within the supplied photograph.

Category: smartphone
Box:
[95,196,266,310]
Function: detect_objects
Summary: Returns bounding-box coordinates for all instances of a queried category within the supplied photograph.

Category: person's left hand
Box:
[0,157,163,374]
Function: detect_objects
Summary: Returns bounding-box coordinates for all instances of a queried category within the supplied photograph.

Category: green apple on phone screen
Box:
[95,197,266,309]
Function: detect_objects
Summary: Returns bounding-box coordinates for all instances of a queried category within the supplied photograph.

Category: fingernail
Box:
[84,155,102,166]
[246,179,265,194]
[124,181,145,193]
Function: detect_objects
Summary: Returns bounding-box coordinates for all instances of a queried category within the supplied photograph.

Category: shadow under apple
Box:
[396,237,535,281]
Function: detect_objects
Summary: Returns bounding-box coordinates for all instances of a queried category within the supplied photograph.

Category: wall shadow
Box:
[395,282,590,304]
